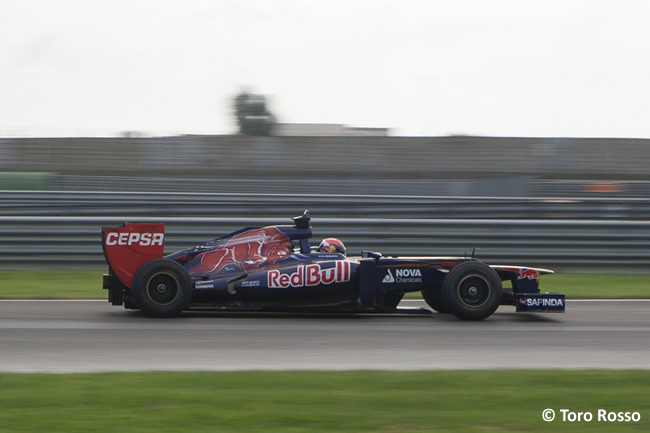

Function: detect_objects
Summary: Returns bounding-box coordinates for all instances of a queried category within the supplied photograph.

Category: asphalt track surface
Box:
[1,300,649,372]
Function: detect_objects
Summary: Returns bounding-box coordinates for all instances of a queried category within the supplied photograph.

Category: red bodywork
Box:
[102,222,165,288]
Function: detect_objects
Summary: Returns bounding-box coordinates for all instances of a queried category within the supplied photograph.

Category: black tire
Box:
[422,288,449,313]
[131,259,192,318]
[441,262,502,321]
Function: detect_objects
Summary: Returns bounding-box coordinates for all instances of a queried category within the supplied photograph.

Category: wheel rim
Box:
[145,272,181,306]
[457,274,490,308]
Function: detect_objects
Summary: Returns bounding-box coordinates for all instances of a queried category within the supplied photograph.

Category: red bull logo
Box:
[268,261,351,288]
[518,268,539,281]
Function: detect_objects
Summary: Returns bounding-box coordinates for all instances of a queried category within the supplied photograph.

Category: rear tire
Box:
[441,262,502,321]
[132,259,192,318]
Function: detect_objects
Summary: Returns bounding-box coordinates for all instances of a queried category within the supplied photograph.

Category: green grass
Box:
[542,273,650,298]
[0,370,648,432]
[0,270,103,299]
[0,270,649,299]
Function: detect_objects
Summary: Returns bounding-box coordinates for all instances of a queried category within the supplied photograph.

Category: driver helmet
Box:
[318,238,346,255]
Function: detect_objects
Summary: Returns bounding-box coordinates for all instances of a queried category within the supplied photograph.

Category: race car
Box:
[102,211,565,320]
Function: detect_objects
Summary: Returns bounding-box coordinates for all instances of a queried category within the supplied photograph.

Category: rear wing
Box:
[102,222,165,288]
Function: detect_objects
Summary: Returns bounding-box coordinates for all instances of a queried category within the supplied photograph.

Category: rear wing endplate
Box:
[102,222,165,288]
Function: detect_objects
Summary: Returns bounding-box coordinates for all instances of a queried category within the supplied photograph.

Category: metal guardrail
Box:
[2,191,649,272]
[2,215,649,273]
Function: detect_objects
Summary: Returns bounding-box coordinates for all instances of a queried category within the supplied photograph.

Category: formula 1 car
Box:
[102,211,565,320]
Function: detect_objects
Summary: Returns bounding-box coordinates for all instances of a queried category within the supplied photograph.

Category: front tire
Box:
[132,259,192,318]
[441,262,502,321]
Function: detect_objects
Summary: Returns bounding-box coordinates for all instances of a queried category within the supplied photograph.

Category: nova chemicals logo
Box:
[383,268,422,284]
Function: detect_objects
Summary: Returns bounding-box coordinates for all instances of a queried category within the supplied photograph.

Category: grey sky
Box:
[1,0,649,137]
